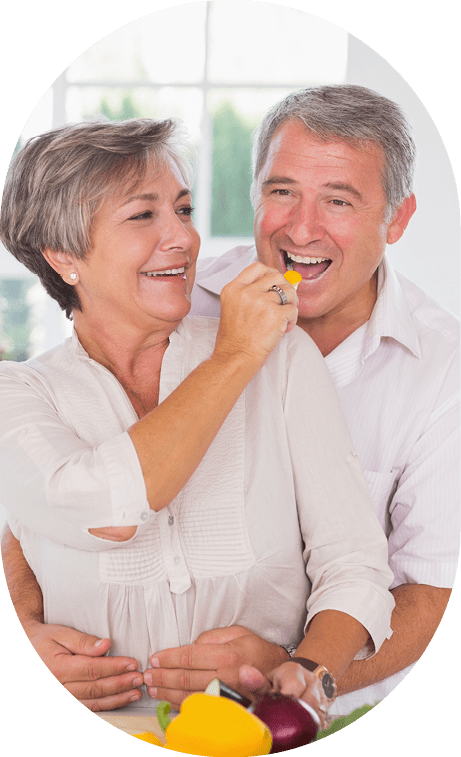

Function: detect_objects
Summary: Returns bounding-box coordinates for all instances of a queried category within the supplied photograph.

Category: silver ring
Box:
[270,285,288,305]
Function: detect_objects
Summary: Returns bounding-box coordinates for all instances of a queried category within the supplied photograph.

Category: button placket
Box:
[159,507,190,594]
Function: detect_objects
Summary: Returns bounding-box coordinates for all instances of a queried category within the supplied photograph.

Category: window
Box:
[0,1,348,358]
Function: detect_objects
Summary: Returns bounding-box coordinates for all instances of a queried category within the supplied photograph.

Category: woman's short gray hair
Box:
[251,84,416,221]
[0,118,194,319]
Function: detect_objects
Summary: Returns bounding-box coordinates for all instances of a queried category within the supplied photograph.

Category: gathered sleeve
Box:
[0,363,151,550]
[282,329,395,657]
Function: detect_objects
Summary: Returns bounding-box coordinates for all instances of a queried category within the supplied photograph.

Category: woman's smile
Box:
[74,161,200,332]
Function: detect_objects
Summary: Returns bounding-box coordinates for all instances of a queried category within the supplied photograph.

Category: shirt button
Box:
[168,515,174,526]
[140,512,149,521]
[173,556,181,566]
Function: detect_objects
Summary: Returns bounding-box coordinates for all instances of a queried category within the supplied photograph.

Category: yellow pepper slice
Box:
[164,693,272,756]
[131,693,272,755]
[284,270,303,289]
[133,731,165,746]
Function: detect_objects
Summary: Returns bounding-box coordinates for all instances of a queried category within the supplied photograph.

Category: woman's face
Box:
[75,160,200,335]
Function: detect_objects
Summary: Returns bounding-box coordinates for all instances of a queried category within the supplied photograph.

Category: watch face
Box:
[321,673,336,700]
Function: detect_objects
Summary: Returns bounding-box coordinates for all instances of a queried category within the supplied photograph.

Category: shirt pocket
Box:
[363,469,399,537]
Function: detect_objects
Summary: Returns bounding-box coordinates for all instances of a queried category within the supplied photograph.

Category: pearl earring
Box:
[70,272,77,281]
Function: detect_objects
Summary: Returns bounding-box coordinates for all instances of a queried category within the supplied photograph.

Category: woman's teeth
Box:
[143,267,185,276]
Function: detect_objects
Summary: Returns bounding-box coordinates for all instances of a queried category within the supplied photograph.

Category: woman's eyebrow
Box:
[175,188,192,201]
[121,192,159,206]
[121,188,191,206]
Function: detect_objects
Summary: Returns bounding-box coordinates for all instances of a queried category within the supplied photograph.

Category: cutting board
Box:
[98,711,166,739]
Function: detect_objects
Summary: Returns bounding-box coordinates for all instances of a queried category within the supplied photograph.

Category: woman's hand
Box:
[216,262,298,368]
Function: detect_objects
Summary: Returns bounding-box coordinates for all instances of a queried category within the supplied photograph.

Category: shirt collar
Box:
[195,245,257,295]
[325,257,421,388]
[363,256,421,360]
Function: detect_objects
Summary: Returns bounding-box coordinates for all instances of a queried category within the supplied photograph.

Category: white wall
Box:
[346,34,460,316]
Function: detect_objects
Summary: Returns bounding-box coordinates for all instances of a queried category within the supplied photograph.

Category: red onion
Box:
[250,692,320,752]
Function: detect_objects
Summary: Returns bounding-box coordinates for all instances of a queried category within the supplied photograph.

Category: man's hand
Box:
[238,662,330,730]
[143,625,289,709]
[24,620,143,711]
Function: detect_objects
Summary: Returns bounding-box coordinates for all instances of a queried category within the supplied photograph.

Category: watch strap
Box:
[287,657,337,701]
[288,657,318,672]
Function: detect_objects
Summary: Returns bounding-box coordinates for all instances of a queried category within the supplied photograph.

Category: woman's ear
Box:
[386,193,417,245]
[42,248,79,284]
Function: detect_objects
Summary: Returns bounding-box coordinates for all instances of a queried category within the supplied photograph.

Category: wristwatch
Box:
[288,657,337,702]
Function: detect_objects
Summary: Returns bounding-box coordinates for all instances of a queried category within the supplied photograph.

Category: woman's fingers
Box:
[217,263,298,364]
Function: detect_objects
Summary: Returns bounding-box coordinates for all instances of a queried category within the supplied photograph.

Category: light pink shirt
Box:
[192,246,459,714]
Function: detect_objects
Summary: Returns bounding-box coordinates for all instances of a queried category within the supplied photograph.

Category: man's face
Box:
[253,119,406,329]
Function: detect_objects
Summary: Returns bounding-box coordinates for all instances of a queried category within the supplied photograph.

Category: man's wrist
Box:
[286,657,337,702]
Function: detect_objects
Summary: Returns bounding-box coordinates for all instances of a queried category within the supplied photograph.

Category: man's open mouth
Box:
[141,267,186,277]
[282,250,332,280]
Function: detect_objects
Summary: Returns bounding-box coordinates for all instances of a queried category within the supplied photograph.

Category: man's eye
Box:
[129,211,152,220]
[330,199,349,206]
[274,189,291,196]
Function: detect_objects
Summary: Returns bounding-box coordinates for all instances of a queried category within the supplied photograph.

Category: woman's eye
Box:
[177,205,195,217]
[129,210,152,221]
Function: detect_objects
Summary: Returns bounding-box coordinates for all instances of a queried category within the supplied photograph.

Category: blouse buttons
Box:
[168,515,174,526]
[140,512,149,521]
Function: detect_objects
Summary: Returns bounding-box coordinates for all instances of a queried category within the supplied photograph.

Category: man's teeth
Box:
[143,267,185,276]
[285,252,329,264]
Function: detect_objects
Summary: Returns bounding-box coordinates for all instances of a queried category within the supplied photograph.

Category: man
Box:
[2,85,458,717]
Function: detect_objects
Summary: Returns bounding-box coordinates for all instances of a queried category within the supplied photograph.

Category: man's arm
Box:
[144,610,369,714]
[143,583,451,708]
[1,525,143,711]
[336,583,451,695]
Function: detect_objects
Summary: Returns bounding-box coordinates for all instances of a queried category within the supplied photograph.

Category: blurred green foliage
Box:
[211,101,255,237]
[0,279,34,361]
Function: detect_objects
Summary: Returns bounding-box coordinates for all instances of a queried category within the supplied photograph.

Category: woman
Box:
[0,118,393,726]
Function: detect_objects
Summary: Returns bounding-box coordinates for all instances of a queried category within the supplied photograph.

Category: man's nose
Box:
[285,201,325,247]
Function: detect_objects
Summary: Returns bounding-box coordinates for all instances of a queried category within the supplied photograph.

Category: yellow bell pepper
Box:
[133,731,165,746]
[133,693,272,756]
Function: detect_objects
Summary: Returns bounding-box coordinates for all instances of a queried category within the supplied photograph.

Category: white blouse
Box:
[0,317,394,706]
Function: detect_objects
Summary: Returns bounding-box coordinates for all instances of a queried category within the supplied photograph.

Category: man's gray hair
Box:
[251,84,416,221]
[0,118,194,319]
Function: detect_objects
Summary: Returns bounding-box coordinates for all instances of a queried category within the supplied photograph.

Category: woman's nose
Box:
[160,211,193,251]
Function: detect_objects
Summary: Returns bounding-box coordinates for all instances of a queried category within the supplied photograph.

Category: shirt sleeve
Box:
[0,366,151,551]
[387,352,460,588]
[282,329,395,657]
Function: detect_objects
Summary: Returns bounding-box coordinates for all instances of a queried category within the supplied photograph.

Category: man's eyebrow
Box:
[261,176,298,189]
[324,182,363,201]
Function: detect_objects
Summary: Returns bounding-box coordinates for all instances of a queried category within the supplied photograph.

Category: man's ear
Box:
[42,248,77,280]
[387,193,417,245]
